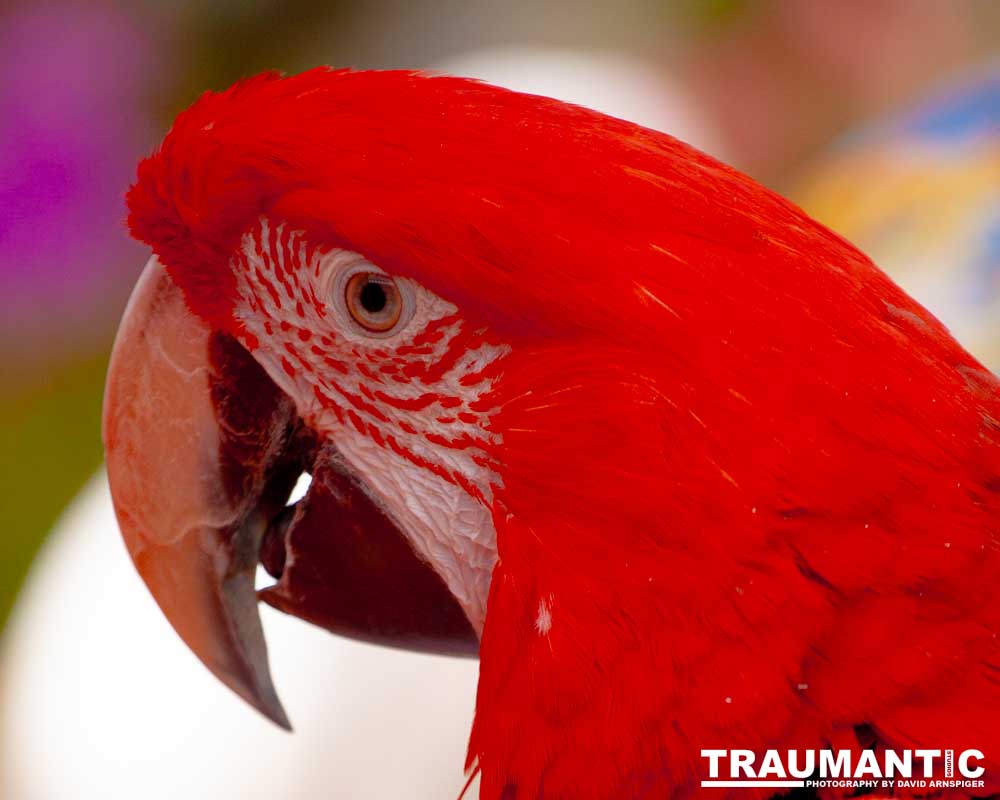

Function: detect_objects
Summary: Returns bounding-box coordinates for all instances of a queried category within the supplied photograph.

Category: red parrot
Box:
[103,68,1000,800]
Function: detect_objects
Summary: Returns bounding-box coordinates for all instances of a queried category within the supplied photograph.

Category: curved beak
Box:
[103,257,294,729]
[103,258,478,729]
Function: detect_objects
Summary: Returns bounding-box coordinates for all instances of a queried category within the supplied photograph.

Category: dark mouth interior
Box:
[251,424,319,586]
[260,495,298,581]
[258,466,311,582]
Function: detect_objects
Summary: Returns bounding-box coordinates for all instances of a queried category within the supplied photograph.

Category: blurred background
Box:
[0,1,997,797]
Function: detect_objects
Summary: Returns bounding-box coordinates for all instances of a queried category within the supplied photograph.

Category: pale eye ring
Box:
[344,272,403,333]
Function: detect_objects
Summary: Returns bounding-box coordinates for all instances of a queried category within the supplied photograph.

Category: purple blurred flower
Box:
[0,1,166,357]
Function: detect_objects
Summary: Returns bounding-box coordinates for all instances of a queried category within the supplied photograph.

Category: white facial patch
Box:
[230,219,509,633]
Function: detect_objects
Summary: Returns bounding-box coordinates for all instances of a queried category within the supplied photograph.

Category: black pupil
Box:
[359,281,388,314]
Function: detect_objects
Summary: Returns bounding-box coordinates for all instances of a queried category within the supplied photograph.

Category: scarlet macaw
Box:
[104,68,1000,799]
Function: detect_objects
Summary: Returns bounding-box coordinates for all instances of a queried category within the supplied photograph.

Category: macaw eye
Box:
[344,272,403,333]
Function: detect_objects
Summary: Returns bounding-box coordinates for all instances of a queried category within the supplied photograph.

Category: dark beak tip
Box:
[247,687,293,732]
[216,638,292,731]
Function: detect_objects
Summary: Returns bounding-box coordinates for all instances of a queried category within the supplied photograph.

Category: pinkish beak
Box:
[103,257,295,727]
[103,258,477,729]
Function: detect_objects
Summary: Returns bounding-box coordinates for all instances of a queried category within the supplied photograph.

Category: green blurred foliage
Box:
[0,354,108,629]
[169,0,347,103]
[674,0,749,30]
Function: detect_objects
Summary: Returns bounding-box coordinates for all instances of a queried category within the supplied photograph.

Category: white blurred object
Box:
[435,47,728,158]
[0,473,478,800]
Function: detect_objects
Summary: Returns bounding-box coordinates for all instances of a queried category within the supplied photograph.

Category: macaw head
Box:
[104,68,1000,798]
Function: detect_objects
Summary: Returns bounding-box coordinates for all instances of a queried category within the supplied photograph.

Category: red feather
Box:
[128,68,1000,799]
